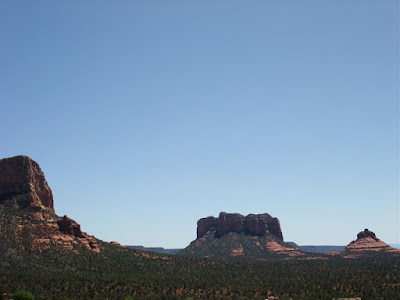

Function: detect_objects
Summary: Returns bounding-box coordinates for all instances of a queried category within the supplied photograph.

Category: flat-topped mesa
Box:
[0,156,55,213]
[197,212,283,240]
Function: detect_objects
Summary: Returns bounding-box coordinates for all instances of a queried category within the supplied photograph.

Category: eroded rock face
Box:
[197,212,283,240]
[244,213,283,240]
[57,215,84,238]
[56,215,100,252]
[197,216,218,239]
[0,156,54,213]
[356,228,377,240]
[0,155,101,253]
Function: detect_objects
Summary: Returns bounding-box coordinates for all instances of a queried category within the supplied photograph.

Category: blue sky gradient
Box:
[1,1,399,247]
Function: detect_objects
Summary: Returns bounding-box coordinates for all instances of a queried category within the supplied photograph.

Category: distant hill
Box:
[287,242,400,254]
[126,246,181,255]
[286,242,345,254]
[297,245,345,253]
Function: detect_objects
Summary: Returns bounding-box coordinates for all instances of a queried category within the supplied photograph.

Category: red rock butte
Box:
[197,212,283,240]
[0,155,54,213]
[0,155,100,253]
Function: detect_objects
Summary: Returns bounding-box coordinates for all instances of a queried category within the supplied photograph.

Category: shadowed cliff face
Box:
[0,156,54,213]
[197,212,283,240]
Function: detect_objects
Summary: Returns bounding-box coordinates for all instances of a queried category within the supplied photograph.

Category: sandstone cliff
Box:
[0,155,54,213]
[197,212,283,240]
[180,212,305,260]
[0,156,100,253]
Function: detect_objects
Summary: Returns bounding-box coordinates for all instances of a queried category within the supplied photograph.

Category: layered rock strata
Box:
[344,229,400,254]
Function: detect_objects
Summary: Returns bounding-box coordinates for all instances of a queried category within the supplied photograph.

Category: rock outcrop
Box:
[356,228,376,240]
[110,241,126,248]
[0,155,54,213]
[197,212,283,240]
[0,155,101,253]
[344,229,400,255]
[57,215,84,238]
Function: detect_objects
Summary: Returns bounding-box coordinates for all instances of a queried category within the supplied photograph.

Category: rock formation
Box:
[0,155,54,213]
[110,241,126,248]
[197,212,283,240]
[344,229,400,255]
[180,212,303,260]
[57,215,84,238]
[0,155,100,253]
[356,228,376,240]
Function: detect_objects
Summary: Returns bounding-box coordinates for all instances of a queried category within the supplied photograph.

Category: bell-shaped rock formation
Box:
[344,229,400,255]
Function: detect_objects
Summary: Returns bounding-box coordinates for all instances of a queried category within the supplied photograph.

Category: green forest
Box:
[1,239,400,300]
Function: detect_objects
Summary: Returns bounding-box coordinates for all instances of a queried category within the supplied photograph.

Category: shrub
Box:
[13,291,35,300]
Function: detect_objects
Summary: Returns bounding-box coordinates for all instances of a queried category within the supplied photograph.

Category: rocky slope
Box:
[181,212,304,260]
[0,155,100,253]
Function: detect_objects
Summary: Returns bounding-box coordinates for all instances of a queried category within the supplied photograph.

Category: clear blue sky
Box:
[1,1,398,247]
